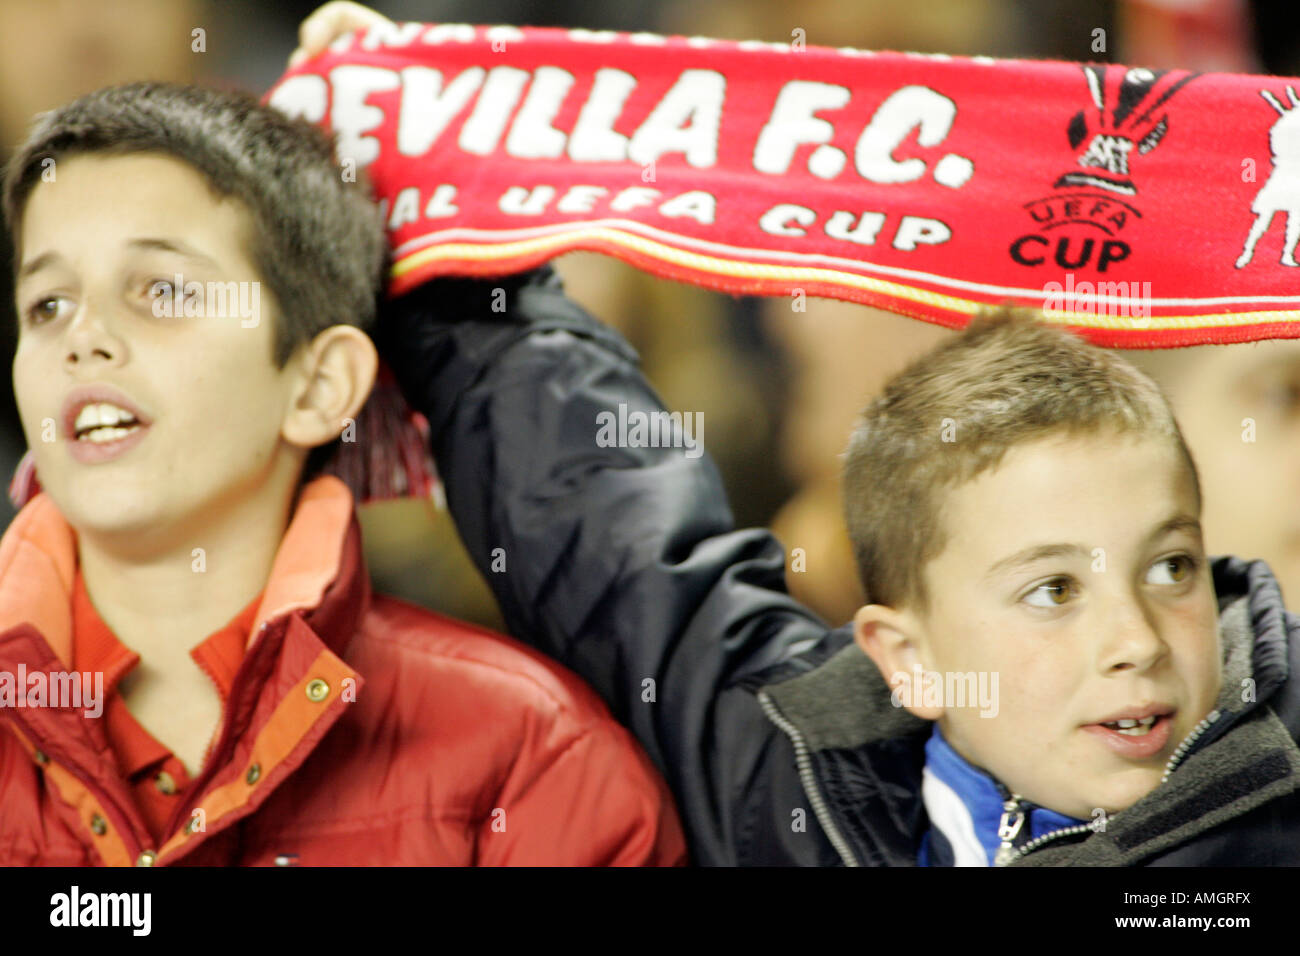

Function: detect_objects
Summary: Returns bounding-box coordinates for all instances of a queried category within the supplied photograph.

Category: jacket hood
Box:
[759,555,1300,865]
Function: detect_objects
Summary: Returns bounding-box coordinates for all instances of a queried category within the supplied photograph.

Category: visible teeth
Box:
[1103,715,1159,735]
[74,402,137,433]
[80,425,135,443]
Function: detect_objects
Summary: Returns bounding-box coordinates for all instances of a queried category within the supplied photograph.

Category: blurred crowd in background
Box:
[2,0,1299,631]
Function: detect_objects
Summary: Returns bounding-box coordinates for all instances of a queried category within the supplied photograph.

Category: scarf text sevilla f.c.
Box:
[267,22,1300,349]
[13,24,1299,509]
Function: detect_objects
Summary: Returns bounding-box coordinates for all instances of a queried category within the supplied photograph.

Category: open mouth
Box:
[1098,715,1160,737]
[1082,711,1176,759]
[73,403,143,444]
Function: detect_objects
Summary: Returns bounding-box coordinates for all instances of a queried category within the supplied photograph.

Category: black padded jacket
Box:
[376,266,1300,866]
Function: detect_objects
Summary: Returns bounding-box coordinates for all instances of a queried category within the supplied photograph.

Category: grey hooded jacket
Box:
[377,267,1300,866]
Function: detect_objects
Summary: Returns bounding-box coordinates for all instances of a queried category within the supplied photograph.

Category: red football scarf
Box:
[13,24,1300,508]
[271,23,1300,346]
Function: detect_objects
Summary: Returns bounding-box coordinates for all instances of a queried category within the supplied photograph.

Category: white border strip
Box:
[391,217,1300,308]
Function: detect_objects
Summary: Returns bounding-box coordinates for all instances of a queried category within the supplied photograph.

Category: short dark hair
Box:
[842,307,1202,615]
[2,80,388,478]
[3,80,386,367]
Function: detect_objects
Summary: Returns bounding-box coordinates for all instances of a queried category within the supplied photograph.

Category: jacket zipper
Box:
[996,708,1225,866]
[992,796,1027,866]
[1160,708,1221,783]
[757,690,860,867]
[994,799,1095,866]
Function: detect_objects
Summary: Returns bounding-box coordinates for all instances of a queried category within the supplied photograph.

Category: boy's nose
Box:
[1100,600,1167,673]
[63,307,123,368]
[65,343,116,365]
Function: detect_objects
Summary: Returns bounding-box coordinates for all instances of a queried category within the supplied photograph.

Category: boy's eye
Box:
[1023,577,1075,608]
[25,295,72,326]
[1146,554,1199,586]
[144,278,201,314]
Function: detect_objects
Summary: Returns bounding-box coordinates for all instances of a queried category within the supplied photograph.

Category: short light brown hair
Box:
[842,307,1201,615]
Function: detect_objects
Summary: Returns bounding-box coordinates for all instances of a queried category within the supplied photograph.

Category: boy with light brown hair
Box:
[384,288,1300,865]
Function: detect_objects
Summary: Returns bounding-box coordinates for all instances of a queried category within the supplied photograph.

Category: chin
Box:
[1087,771,1164,817]
[50,484,169,538]
[68,505,165,539]
[1015,768,1155,820]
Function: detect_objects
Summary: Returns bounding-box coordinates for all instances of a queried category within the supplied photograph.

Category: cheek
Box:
[1000,655,1068,721]
[930,614,1073,715]
[988,633,1084,724]
[186,337,287,429]
[1171,580,1220,637]
[11,357,49,433]
[1185,622,1223,697]
[932,602,1034,674]
[201,379,286,449]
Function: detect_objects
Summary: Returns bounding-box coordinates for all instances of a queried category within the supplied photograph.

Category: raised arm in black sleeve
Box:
[374,266,849,865]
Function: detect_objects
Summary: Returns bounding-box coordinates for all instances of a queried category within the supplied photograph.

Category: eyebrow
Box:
[983,514,1203,580]
[125,237,220,268]
[18,237,220,281]
[17,251,59,281]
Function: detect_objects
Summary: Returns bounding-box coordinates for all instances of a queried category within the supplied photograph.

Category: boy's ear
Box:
[853,603,944,721]
[281,325,378,450]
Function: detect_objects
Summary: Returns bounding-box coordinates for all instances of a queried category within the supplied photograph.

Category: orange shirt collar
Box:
[0,475,356,668]
[70,569,262,702]
[70,569,263,780]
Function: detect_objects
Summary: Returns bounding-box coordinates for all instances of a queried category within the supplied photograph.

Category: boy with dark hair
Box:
[0,81,685,866]
[380,277,1300,865]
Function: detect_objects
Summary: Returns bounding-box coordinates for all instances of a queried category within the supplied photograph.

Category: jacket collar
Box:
[920,723,1086,866]
[759,555,1300,866]
[0,475,366,669]
[267,477,371,661]
[0,476,370,866]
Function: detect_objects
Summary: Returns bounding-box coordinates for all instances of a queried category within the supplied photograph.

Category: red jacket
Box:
[0,477,686,866]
